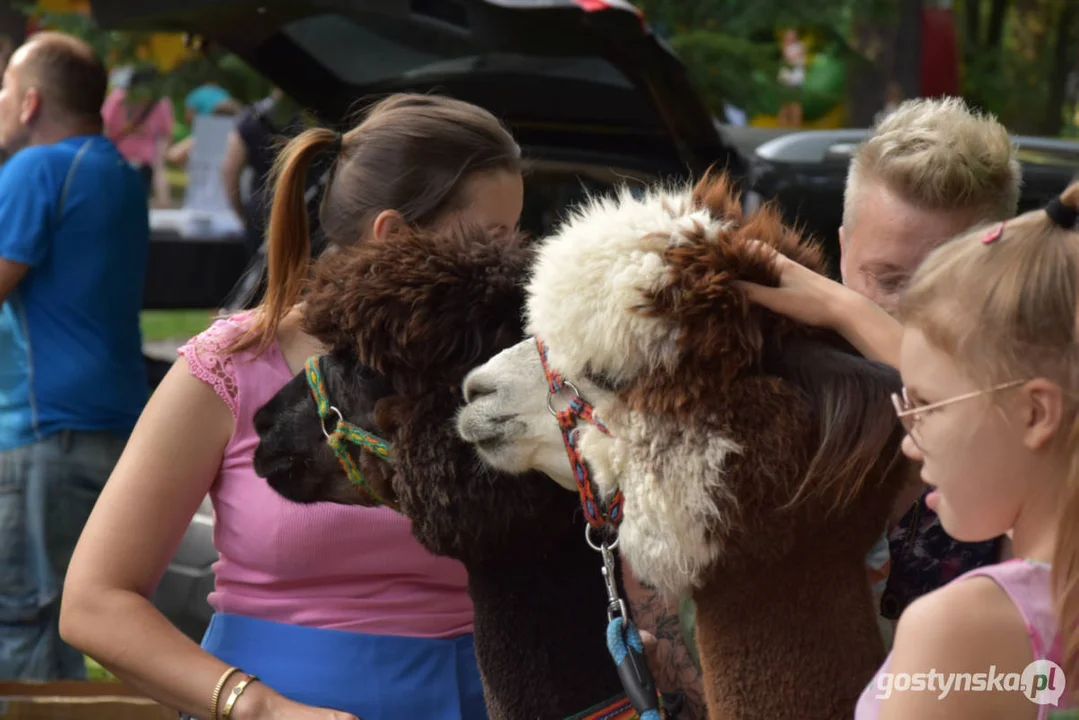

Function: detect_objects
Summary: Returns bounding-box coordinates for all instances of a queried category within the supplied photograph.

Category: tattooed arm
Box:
[622,569,706,720]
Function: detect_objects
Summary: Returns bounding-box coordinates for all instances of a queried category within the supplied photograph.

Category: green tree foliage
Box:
[19,3,271,130]
[957,0,1077,136]
[634,0,897,119]
[17,3,145,64]
[636,0,896,37]
[669,30,850,121]
[640,0,1076,136]
[664,30,777,117]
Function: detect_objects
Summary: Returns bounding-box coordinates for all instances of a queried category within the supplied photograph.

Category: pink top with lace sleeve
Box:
[177,312,474,637]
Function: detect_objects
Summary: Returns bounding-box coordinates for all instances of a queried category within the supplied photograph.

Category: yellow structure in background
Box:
[751,104,847,130]
[141,33,189,71]
[34,0,191,71]
[750,26,847,130]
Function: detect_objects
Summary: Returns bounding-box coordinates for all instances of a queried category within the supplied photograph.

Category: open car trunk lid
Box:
[90,0,744,179]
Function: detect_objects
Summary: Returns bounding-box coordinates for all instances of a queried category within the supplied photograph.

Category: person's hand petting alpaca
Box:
[736,240,903,369]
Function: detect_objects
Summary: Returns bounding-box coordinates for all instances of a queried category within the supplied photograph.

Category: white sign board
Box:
[151,113,244,239]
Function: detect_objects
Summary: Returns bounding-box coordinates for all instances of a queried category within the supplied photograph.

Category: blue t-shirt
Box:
[184,84,231,116]
[0,135,150,450]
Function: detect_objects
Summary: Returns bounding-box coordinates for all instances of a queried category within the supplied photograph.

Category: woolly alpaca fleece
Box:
[577,408,743,599]
[525,175,822,382]
[525,172,838,598]
[282,221,543,560]
[526,184,720,382]
[304,221,533,390]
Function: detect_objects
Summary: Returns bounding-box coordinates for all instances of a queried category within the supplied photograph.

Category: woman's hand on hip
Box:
[233,682,361,720]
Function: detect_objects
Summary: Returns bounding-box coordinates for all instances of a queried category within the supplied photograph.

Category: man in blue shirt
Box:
[0,31,149,680]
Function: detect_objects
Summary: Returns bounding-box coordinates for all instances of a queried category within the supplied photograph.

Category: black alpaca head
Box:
[252,349,394,506]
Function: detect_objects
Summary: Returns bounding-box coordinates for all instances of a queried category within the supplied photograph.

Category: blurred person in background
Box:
[0,30,150,680]
[221,87,306,260]
[101,64,174,206]
[166,81,243,169]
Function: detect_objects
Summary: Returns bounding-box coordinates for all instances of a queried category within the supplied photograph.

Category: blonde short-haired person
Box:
[840,97,1020,316]
[838,97,1022,637]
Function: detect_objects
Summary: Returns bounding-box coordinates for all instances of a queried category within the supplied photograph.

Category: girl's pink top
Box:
[855,558,1074,719]
[101,88,174,166]
[177,312,474,638]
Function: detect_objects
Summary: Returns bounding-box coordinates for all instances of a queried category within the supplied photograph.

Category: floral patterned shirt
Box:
[879,489,1002,620]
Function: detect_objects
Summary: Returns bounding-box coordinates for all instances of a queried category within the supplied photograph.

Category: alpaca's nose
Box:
[463,374,495,404]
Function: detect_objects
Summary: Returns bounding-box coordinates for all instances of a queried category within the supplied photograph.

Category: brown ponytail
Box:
[228,127,341,354]
[223,93,520,355]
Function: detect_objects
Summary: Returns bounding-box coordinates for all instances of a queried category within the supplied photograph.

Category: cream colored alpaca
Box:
[457,172,912,719]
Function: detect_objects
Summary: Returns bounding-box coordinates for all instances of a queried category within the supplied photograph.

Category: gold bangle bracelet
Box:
[209,666,242,720]
[221,674,260,720]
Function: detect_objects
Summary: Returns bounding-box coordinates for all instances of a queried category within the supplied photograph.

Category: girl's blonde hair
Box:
[899,181,1079,702]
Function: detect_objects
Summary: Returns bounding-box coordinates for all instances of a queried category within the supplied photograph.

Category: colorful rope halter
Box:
[534,337,662,718]
[304,356,398,511]
[536,336,625,530]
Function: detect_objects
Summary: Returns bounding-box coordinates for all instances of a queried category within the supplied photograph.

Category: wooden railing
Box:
[0,680,175,719]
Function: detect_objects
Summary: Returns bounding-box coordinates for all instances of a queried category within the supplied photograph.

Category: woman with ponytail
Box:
[739,182,1079,718]
[57,94,525,720]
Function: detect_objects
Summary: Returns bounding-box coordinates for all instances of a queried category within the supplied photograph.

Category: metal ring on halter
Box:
[320,406,344,439]
[585,522,619,552]
[546,380,581,416]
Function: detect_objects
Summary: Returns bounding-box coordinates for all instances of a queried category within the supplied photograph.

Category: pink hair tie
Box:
[983,221,1006,244]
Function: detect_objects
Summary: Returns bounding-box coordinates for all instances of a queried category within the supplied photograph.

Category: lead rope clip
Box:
[590,528,662,719]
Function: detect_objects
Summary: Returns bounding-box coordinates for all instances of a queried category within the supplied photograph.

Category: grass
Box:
[84,655,120,682]
[165,166,188,191]
[141,309,216,343]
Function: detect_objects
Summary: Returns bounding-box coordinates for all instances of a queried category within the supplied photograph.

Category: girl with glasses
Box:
[740,181,1079,719]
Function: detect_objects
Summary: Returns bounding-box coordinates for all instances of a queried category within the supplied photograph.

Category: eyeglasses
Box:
[890,379,1029,452]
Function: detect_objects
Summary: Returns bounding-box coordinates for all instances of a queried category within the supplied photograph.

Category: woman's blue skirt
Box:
[193,613,488,719]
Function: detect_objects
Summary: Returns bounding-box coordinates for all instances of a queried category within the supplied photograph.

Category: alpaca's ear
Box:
[692,168,827,280]
[301,254,365,356]
[690,169,744,226]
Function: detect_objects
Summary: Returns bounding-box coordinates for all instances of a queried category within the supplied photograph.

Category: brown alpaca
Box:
[456,172,915,719]
[251,224,654,720]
